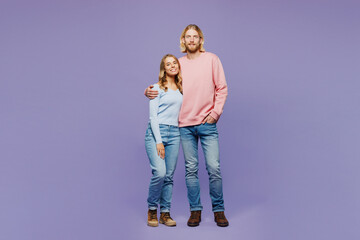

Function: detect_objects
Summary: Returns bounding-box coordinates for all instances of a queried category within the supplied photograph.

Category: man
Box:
[145,24,228,227]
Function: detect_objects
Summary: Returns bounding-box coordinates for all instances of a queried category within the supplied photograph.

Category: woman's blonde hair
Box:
[179,24,205,53]
[158,54,183,93]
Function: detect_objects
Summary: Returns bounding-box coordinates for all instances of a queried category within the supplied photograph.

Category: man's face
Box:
[182,29,202,53]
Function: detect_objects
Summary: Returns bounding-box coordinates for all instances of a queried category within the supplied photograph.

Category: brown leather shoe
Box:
[160,212,176,226]
[214,211,229,227]
[187,210,201,227]
[147,209,158,227]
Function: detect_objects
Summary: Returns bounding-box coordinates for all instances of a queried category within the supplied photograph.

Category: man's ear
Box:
[181,38,185,44]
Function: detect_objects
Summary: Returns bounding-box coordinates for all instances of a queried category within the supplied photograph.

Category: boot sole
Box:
[147,222,159,227]
[214,219,229,227]
[187,218,201,227]
[216,222,229,227]
[159,220,176,227]
[187,223,200,227]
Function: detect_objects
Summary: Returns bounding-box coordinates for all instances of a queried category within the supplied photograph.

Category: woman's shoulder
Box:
[154,83,167,92]
[152,83,161,91]
[152,83,160,90]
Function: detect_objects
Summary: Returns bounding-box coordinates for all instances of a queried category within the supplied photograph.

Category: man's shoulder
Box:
[203,52,219,60]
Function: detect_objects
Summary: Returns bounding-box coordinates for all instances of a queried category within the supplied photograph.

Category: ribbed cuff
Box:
[209,111,220,121]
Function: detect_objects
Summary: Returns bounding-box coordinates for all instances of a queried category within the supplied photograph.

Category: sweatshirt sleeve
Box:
[210,56,228,120]
[149,84,162,144]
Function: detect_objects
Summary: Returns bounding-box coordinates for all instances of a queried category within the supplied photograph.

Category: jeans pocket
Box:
[145,128,154,140]
[202,122,218,137]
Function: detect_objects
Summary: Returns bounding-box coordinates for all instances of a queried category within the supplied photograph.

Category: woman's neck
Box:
[166,76,176,85]
[164,76,178,90]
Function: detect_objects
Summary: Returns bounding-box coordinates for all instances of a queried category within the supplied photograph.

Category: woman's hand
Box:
[156,143,165,159]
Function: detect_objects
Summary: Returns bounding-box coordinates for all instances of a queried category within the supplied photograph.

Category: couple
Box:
[144,24,228,227]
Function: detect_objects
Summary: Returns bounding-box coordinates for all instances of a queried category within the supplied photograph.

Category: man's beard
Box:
[186,43,200,53]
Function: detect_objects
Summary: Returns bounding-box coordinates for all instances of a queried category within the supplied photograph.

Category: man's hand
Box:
[145,85,159,100]
[202,114,217,124]
[156,143,165,159]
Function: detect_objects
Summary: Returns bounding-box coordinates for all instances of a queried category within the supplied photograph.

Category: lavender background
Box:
[1,0,359,239]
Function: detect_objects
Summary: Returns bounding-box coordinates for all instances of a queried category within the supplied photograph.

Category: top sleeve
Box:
[209,56,228,120]
[149,84,162,144]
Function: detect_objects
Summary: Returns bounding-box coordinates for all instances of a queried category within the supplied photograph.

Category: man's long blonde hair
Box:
[158,54,183,93]
[179,24,205,53]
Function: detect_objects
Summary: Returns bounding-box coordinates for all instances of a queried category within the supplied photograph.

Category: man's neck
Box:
[186,50,202,60]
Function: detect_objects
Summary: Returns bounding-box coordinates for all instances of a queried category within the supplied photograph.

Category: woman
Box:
[145,54,183,227]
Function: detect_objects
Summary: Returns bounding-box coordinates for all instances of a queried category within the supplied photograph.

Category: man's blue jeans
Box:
[145,124,180,212]
[180,123,225,212]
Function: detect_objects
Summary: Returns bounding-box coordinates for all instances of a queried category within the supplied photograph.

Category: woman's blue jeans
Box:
[180,123,225,212]
[145,124,180,212]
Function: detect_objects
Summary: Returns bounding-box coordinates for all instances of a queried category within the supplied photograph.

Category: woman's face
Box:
[164,57,179,77]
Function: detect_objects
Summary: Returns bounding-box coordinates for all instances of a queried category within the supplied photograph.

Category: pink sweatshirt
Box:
[178,52,228,127]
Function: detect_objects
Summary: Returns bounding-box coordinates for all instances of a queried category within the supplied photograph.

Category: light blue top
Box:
[149,83,183,144]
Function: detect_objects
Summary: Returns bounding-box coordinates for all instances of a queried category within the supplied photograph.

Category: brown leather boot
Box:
[147,209,158,227]
[160,212,176,226]
[214,211,229,227]
[187,210,201,227]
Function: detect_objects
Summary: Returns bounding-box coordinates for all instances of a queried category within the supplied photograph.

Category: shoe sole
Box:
[216,223,229,227]
[215,219,229,227]
[147,222,159,227]
[187,218,201,227]
[160,221,176,226]
[187,223,200,227]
